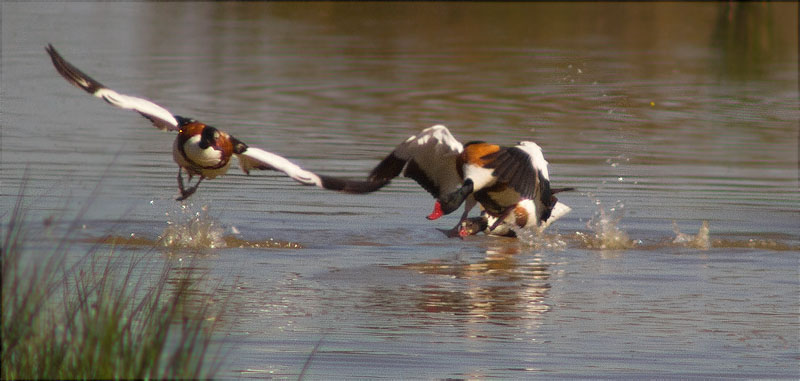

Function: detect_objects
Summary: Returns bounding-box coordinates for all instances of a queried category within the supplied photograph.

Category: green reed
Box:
[1,182,228,379]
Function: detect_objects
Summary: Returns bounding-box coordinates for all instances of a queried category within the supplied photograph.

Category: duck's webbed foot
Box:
[176,169,204,201]
[176,187,198,201]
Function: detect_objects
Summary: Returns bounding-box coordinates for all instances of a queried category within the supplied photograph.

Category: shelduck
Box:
[46,44,381,200]
[367,125,573,237]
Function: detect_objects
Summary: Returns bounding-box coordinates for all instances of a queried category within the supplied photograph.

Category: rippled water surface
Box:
[3,3,798,378]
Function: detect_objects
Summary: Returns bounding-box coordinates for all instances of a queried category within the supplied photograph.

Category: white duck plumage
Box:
[368,124,573,237]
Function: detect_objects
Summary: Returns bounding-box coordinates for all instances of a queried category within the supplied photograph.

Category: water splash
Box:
[576,198,635,250]
[86,203,304,250]
[672,220,711,250]
[514,228,567,251]
[222,236,303,249]
[160,205,227,250]
[160,204,304,250]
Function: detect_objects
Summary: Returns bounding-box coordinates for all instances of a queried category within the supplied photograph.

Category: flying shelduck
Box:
[46,44,382,200]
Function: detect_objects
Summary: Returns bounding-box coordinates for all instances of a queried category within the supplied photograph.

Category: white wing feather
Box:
[95,88,179,129]
[46,44,179,131]
[394,124,465,196]
[236,147,323,187]
[516,141,550,180]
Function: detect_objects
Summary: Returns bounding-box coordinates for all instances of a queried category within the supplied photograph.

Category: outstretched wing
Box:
[368,124,464,199]
[236,147,386,194]
[482,141,552,200]
[45,44,179,131]
[483,140,569,222]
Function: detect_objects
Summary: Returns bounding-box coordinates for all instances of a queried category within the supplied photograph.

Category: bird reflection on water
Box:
[376,242,553,340]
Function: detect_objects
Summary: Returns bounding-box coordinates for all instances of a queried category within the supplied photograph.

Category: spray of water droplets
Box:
[160,204,227,250]
[672,220,711,250]
[575,198,635,250]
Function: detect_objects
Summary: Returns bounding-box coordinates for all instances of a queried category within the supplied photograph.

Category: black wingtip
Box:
[551,187,576,194]
[45,43,106,94]
[367,153,406,183]
[319,175,391,194]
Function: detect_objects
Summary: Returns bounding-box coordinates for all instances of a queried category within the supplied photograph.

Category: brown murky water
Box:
[3,3,798,378]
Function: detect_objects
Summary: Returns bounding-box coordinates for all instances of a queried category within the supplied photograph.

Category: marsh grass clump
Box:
[2,186,228,380]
